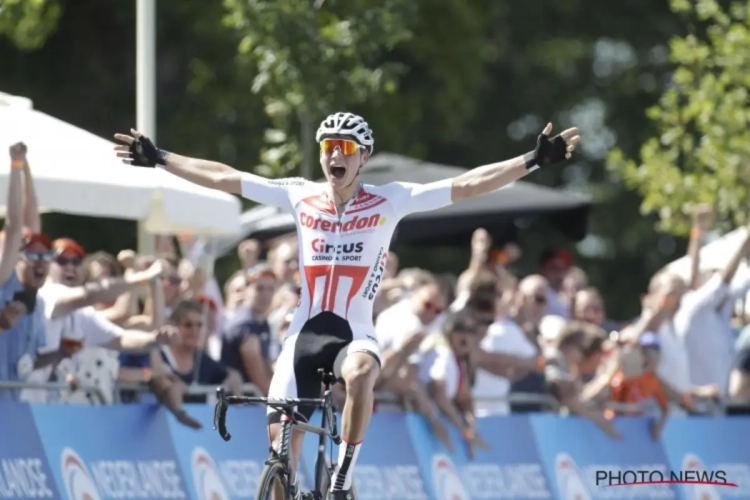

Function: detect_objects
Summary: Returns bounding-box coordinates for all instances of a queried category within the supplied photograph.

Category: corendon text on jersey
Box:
[299,211,385,233]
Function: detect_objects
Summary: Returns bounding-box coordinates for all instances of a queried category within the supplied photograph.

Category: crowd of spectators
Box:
[3,142,750,452]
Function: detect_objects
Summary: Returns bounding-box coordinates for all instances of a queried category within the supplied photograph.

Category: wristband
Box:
[523,152,539,172]
[10,160,24,169]
[690,227,702,240]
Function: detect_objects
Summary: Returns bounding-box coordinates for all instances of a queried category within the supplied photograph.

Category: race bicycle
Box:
[213,369,343,500]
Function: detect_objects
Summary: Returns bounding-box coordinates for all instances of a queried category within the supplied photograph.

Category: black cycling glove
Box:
[524,130,570,171]
[128,135,170,167]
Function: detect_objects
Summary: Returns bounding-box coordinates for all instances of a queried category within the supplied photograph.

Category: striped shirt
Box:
[0,273,47,402]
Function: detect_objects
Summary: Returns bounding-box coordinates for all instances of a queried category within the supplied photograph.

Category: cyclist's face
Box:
[320,136,369,188]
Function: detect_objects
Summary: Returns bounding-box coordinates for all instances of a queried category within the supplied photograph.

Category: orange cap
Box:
[21,231,52,251]
[53,238,86,257]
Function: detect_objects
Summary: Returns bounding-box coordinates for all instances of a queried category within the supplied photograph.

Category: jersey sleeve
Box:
[240,173,307,211]
[390,179,454,217]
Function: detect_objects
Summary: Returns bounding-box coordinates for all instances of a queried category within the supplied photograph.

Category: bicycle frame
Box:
[214,370,342,497]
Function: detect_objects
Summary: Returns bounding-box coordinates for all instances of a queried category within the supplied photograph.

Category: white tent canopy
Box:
[0,92,241,236]
[664,227,750,279]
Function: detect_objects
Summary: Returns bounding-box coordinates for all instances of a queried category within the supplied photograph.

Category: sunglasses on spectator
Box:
[248,269,277,283]
[20,251,53,262]
[453,323,480,334]
[181,320,203,329]
[56,256,82,267]
[532,294,547,305]
[320,138,360,156]
[196,295,218,312]
[423,300,443,314]
[477,316,494,326]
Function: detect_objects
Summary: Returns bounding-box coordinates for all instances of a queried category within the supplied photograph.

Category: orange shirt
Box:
[608,370,667,416]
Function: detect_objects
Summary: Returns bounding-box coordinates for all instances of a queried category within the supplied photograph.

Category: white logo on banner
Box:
[191,447,230,500]
[555,453,591,500]
[431,453,469,500]
[61,447,102,500]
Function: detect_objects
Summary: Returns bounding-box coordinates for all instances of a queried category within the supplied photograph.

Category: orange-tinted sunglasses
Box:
[320,138,360,156]
[423,300,444,314]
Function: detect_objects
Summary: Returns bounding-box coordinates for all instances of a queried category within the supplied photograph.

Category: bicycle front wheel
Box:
[256,460,291,500]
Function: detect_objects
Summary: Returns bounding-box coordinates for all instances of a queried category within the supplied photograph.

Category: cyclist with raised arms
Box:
[114,113,580,500]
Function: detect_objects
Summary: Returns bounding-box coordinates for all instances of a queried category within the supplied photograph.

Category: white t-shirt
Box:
[416,345,461,400]
[473,318,537,417]
[240,173,453,341]
[674,274,732,393]
[21,283,122,403]
[375,299,423,352]
[652,320,691,394]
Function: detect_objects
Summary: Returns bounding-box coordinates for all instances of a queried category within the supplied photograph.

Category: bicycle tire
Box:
[256,460,290,500]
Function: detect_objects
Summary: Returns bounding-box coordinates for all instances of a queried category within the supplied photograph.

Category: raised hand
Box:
[530,123,581,168]
[113,129,169,167]
[9,142,27,162]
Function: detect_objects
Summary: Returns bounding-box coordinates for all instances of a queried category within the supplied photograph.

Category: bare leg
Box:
[330,352,380,494]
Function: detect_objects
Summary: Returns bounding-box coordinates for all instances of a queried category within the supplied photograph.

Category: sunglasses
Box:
[453,323,480,335]
[197,296,218,311]
[423,300,444,314]
[320,138,360,156]
[532,295,547,305]
[20,251,53,262]
[477,316,494,326]
[163,275,181,285]
[56,256,82,267]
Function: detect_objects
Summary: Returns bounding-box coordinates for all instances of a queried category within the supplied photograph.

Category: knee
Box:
[342,355,379,393]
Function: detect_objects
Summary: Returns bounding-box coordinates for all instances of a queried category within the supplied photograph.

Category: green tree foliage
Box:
[222,0,417,178]
[608,0,750,235]
[0,0,688,318]
[0,0,61,50]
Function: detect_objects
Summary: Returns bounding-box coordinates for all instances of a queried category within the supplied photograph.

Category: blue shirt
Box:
[220,306,271,382]
[0,273,46,402]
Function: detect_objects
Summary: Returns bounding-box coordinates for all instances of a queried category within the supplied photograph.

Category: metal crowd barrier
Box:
[0,380,740,417]
[0,380,108,404]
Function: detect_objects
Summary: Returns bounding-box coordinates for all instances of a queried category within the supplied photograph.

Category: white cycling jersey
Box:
[240,172,454,339]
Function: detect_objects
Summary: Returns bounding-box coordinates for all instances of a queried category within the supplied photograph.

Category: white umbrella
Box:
[0,92,241,236]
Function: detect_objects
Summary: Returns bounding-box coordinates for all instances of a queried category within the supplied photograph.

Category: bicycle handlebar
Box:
[213,369,338,443]
[213,387,231,442]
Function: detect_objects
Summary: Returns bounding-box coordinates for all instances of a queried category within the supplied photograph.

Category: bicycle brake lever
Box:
[213,387,232,441]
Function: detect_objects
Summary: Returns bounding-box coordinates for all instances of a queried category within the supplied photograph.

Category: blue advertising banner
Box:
[167,404,313,500]
[661,417,750,500]
[301,410,429,500]
[531,415,678,500]
[0,403,59,499]
[406,414,550,500]
[31,404,189,500]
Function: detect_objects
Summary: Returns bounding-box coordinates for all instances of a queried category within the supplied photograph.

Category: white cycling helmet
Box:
[315,112,374,153]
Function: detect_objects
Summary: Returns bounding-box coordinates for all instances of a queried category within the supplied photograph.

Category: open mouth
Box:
[330,166,346,179]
